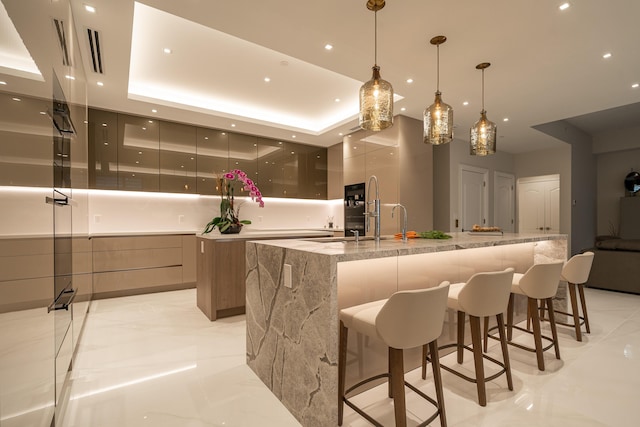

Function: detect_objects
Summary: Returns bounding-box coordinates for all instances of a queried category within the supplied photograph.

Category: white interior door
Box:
[518,175,560,234]
[459,165,488,231]
[494,172,515,232]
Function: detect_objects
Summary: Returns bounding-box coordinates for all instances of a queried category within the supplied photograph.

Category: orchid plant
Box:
[203,169,264,234]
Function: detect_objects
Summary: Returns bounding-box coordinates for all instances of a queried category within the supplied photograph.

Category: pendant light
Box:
[470,62,497,156]
[424,35,453,145]
[359,0,393,131]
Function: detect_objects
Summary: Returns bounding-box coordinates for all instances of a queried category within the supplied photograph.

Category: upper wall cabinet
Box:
[117,114,160,192]
[87,108,327,199]
[88,109,118,189]
[159,121,196,194]
[196,127,228,195]
[0,93,53,187]
[256,138,284,197]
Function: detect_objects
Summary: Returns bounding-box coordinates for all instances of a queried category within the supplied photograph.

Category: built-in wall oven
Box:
[344,183,366,237]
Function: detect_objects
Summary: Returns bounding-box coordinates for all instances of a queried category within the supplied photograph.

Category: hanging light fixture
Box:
[424,35,453,145]
[359,0,393,131]
[470,62,497,156]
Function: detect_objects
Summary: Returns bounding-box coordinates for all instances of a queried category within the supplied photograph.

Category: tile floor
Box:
[59,287,640,427]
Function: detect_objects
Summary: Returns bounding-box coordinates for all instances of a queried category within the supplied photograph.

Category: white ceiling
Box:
[57,0,640,152]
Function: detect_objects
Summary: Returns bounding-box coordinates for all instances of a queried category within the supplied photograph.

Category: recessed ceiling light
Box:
[190,157,194,160]
[503,118,509,122]
[97,81,104,86]
[39,111,46,115]
[292,135,296,138]
[463,101,469,106]
[65,75,75,80]
[0,81,6,85]
[400,107,406,111]
[602,52,612,59]
[632,83,639,88]
[264,77,270,82]
[559,2,570,11]
[135,161,140,164]
[84,4,96,13]
[231,124,236,127]
[103,142,109,146]
[12,97,21,101]
[324,44,333,50]
[151,109,158,113]
[138,151,142,154]
[204,136,209,139]
[339,132,343,136]
[278,141,282,144]
[101,123,107,127]
[335,98,340,103]
[148,120,153,123]
[142,127,147,130]
[221,132,226,136]
[406,78,413,84]
[163,48,172,54]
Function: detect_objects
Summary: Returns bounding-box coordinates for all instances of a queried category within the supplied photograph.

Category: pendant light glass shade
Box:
[470,111,497,155]
[424,35,453,145]
[470,62,496,156]
[424,91,453,144]
[360,65,394,131]
[359,0,393,131]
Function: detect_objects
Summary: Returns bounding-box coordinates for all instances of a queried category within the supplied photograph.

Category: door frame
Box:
[458,164,489,231]
[494,171,515,232]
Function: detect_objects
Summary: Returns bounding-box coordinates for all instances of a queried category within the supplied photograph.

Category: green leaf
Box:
[240,220,251,225]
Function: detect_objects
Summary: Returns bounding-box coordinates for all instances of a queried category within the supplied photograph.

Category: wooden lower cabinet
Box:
[196,238,246,320]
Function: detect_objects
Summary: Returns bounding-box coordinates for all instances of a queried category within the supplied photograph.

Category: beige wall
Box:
[596,148,640,235]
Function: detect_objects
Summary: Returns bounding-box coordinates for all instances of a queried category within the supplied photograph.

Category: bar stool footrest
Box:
[487,324,556,353]
[435,343,509,384]
[343,372,441,427]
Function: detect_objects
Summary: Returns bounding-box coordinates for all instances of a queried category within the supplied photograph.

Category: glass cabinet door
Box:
[159,121,197,193]
[256,138,284,197]
[88,109,118,189]
[228,133,257,196]
[196,128,228,195]
[118,114,160,191]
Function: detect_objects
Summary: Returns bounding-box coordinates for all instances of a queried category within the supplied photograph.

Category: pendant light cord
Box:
[374,10,378,66]
[481,69,485,111]
[436,44,440,92]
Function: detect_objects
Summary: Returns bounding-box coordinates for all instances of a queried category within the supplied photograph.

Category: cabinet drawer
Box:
[91,235,182,251]
[0,254,54,281]
[93,247,182,272]
[93,266,183,294]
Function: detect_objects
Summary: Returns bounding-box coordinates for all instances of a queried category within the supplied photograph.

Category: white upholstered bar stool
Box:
[429,268,514,407]
[541,252,594,342]
[338,282,450,427]
[506,261,564,371]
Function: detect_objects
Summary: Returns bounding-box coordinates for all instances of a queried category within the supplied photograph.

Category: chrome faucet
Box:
[392,204,408,242]
[364,175,381,242]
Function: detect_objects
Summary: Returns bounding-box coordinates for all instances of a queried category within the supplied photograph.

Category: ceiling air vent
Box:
[86,28,104,74]
[53,18,71,66]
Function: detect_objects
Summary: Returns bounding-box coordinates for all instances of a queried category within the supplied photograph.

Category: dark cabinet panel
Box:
[0,93,53,187]
[88,109,118,189]
[159,121,196,193]
[196,128,228,195]
[228,133,257,195]
[117,114,159,191]
[283,142,327,199]
[256,137,284,197]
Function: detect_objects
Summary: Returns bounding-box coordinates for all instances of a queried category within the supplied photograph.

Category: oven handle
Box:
[45,195,68,206]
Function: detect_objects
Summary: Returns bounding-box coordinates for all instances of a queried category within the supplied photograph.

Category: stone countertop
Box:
[197,228,334,241]
[253,232,568,260]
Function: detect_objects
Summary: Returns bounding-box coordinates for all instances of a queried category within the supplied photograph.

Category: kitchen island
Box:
[245,232,567,427]
[196,229,333,320]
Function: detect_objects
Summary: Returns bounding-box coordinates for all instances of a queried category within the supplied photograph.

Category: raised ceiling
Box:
[8,0,640,153]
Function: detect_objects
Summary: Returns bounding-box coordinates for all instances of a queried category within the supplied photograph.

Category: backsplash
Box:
[0,187,344,236]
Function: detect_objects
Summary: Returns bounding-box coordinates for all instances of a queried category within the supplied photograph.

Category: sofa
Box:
[585,237,640,294]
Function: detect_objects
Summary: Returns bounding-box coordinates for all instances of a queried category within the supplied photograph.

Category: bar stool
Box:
[338,282,450,427]
[505,261,564,371]
[540,252,594,342]
[429,268,514,407]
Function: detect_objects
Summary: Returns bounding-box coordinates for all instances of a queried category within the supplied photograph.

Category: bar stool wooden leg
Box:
[389,348,407,427]
[483,316,490,352]
[507,294,514,341]
[421,343,428,379]
[567,283,582,341]
[388,347,393,398]
[496,312,513,390]
[429,341,447,427]
[457,310,465,364]
[528,297,545,371]
[469,315,487,406]
[546,297,561,359]
[578,283,591,333]
[338,321,348,425]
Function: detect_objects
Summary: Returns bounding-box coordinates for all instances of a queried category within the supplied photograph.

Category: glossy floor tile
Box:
[59,287,640,426]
